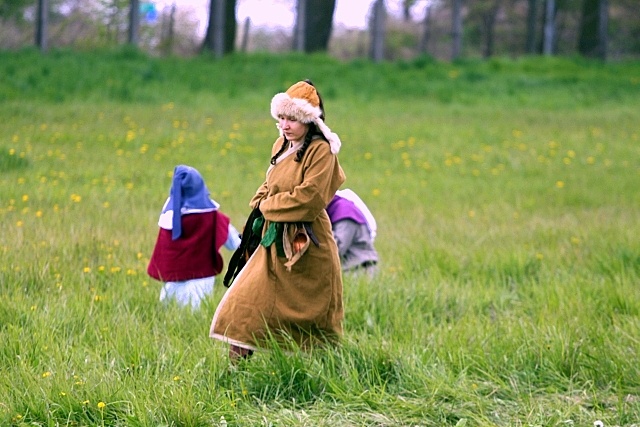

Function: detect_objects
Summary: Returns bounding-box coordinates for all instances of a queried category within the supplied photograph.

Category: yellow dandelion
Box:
[35,210,43,218]
[468,210,475,218]
[571,237,581,245]
[82,400,90,405]
[364,152,373,160]
[22,194,28,202]
[563,157,571,165]
[16,221,23,227]
[60,392,66,396]
[30,305,37,311]
[173,376,180,381]
[97,401,106,409]
[98,266,105,272]
[42,371,51,378]
[372,188,381,197]
[103,202,110,208]
[555,181,565,188]
[83,267,91,273]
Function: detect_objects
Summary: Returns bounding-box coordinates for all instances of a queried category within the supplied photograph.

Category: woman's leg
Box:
[229,344,254,361]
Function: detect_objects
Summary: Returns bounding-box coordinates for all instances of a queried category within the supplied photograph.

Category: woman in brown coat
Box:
[210,80,346,359]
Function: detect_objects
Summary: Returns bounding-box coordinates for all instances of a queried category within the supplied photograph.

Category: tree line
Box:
[1,0,638,61]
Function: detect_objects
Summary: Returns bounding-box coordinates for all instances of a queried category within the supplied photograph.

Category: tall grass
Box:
[1,49,639,426]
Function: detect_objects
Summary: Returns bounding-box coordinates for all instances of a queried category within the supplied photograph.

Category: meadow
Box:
[1,48,639,426]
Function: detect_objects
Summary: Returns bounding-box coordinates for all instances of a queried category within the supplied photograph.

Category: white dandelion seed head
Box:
[594,421,604,427]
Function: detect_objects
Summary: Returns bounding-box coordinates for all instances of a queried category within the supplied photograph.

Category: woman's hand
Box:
[293,233,307,253]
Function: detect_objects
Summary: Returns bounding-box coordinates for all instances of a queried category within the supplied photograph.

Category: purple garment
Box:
[326,195,367,225]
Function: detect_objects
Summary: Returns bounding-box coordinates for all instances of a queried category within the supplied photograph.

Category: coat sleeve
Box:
[260,141,345,223]
[250,138,284,209]
[250,181,268,209]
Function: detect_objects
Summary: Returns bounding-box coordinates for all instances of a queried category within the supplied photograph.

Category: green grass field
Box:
[1,49,639,426]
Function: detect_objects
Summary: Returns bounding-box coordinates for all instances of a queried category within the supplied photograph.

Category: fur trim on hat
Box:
[270,81,342,154]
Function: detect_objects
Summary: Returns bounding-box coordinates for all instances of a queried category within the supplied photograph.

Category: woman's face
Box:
[278,115,309,143]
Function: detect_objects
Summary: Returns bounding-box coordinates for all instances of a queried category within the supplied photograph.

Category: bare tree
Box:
[578,0,608,59]
[369,0,386,62]
[202,0,237,56]
[403,0,418,21]
[543,0,555,55]
[525,0,538,53]
[473,0,502,57]
[418,1,433,54]
[293,0,306,51]
[128,0,139,45]
[36,0,49,51]
[451,0,463,60]
[293,0,336,52]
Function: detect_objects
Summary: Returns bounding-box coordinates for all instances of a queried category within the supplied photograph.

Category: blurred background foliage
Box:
[1,0,639,61]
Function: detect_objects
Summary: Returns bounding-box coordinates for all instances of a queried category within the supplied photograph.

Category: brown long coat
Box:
[210,137,346,350]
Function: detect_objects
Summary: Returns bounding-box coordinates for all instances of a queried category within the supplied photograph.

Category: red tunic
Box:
[147,211,231,282]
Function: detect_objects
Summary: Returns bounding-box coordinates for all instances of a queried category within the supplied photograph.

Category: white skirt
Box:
[160,276,215,309]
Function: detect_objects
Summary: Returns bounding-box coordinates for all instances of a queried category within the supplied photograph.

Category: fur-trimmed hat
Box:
[270,80,341,154]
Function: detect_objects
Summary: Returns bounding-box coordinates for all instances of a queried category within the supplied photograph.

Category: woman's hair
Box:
[270,79,327,165]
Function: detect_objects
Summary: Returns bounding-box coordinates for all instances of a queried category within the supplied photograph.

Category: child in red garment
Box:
[147,165,240,309]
